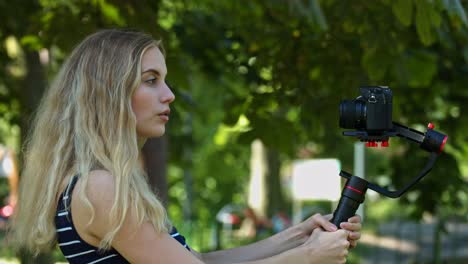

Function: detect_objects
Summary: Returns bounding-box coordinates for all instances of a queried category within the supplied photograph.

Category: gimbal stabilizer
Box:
[331,87,448,227]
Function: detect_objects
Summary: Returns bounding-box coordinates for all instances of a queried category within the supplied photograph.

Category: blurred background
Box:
[0,0,467,263]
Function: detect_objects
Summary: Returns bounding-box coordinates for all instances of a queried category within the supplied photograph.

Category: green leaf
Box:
[429,4,442,27]
[402,51,438,87]
[20,35,43,50]
[362,47,388,80]
[415,0,436,45]
[99,0,125,26]
[392,0,414,26]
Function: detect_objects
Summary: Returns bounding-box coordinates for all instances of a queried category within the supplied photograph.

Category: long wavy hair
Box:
[12,29,169,254]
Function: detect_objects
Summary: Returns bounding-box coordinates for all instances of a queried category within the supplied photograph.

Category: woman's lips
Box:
[159,114,169,122]
[158,109,170,122]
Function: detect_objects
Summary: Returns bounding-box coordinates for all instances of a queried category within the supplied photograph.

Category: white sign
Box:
[291,159,341,201]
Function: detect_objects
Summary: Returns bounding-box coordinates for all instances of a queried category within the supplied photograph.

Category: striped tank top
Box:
[55,176,190,263]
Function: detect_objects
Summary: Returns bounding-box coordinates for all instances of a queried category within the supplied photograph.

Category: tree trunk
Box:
[248,140,286,218]
[142,136,169,206]
[19,51,47,146]
[266,149,286,217]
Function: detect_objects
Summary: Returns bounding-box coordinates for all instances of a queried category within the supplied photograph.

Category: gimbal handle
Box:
[331,174,368,227]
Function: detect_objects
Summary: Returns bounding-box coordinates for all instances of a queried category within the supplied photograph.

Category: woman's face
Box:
[132,47,175,139]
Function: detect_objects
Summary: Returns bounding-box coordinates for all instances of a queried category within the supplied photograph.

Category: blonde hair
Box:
[12,29,169,254]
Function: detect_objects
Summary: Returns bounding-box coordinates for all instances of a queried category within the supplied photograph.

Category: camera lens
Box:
[339,100,366,129]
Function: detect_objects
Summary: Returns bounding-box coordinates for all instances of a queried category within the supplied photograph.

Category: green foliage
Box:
[166,0,468,219]
[393,0,414,27]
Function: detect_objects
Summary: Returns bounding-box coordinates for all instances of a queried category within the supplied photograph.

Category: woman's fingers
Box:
[312,214,338,232]
[339,219,361,232]
[348,215,361,223]
[336,215,362,249]
[348,231,361,240]
[324,213,333,221]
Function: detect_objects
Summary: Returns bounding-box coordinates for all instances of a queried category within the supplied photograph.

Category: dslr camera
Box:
[339,86,392,132]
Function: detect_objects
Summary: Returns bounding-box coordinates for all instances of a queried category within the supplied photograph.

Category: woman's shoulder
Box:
[80,169,117,208]
[71,169,118,222]
[87,169,115,187]
[70,169,118,246]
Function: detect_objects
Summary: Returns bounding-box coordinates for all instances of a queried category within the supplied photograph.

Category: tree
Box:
[168,0,468,219]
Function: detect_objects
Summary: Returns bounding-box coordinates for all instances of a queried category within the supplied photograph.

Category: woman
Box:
[12,29,361,263]
[0,145,19,229]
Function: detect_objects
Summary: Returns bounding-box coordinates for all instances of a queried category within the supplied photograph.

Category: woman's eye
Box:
[145,78,157,84]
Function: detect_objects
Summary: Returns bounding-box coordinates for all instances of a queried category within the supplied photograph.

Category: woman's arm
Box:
[197,214,353,264]
[195,224,306,263]
[195,227,351,264]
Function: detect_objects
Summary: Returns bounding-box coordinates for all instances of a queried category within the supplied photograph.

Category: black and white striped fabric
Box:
[55,175,190,263]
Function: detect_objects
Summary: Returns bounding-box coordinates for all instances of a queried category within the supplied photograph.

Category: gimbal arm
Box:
[331,122,447,227]
[350,152,437,198]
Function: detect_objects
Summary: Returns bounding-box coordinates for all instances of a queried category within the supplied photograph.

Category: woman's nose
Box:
[161,83,175,103]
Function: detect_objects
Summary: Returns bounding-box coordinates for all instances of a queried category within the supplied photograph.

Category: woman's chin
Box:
[137,125,166,140]
[149,128,166,138]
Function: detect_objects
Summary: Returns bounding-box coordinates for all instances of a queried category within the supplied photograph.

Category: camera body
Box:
[339,86,393,133]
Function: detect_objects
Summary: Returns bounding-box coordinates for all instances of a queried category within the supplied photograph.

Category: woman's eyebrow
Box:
[142,69,161,76]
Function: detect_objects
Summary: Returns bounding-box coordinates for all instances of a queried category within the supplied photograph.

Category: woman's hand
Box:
[297,213,338,235]
[301,228,350,264]
[297,213,362,249]
[339,215,362,248]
